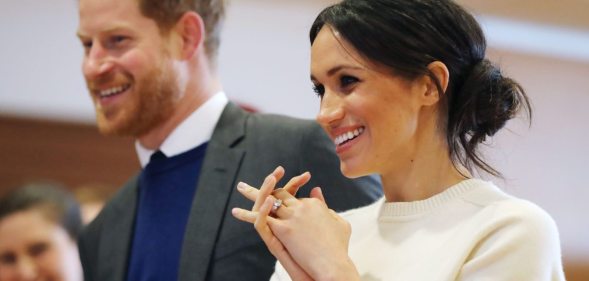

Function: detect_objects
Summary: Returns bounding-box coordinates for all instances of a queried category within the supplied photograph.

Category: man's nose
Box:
[82,43,114,80]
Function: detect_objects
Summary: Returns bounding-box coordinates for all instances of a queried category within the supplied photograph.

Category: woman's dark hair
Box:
[310,0,531,176]
[0,183,83,240]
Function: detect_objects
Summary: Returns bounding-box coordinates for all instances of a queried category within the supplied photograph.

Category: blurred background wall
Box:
[1,0,587,279]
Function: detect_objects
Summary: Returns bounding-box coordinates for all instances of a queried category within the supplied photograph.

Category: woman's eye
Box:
[29,243,48,257]
[312,84,325,98]
[340,75,359,88]
[0,253,16,265]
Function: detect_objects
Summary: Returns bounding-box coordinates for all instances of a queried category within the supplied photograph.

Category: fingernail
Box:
[231,208,241,216]
[237,182,246,191]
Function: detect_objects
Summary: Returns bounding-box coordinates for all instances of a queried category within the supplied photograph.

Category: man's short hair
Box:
[138,0,225,61]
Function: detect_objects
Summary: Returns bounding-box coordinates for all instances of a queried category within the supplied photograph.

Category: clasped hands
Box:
[231,166,359,281]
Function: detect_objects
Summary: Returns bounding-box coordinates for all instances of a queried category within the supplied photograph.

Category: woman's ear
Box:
[421,61,450,106]
[173,11,205,60]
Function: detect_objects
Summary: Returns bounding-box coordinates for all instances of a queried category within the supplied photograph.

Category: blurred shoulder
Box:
[246,113,323,136]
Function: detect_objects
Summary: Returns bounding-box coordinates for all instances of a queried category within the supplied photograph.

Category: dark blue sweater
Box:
[126,143,208,281]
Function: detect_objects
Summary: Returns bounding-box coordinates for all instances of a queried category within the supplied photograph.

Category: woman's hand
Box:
[232,167,360,281]
[232,166,313,281]
[267,187,358,281]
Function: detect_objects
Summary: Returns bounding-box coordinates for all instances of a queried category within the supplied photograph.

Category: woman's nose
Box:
[316,91,344,128]
[16,256,39,281]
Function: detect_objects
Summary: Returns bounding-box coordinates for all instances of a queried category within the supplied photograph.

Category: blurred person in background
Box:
[75,0,382,280]
[73,183,117,224]
[0,183,83,281]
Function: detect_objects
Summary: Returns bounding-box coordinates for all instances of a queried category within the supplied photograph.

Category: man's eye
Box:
[82,40,93,50]
[107,36,129,48]
[312,84,325,98]
[113,36,127,43]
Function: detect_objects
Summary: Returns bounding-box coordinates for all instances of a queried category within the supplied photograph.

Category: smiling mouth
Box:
[97,84,131,99]
[334,127,365,146]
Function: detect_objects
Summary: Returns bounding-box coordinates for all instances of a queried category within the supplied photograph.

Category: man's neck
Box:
[138,77,222,150]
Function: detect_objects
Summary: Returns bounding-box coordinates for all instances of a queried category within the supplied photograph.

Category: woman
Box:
[232,0,565,280]
[0,184,83,281]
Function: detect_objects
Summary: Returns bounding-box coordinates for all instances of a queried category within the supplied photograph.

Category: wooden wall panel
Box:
[0,115,139,195]
[565,260,589,281]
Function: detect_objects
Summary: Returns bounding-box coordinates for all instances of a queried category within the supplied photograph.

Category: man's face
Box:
[0,209,82,281]
[77,0,179,137]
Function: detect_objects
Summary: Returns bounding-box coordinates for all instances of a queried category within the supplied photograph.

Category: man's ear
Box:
[421,61,449,106]
[173,11,205,60]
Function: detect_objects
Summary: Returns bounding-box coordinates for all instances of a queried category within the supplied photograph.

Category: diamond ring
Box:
[271,199,283,213]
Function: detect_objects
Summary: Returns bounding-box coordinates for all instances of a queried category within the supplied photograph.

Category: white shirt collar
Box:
[135,91,229,167]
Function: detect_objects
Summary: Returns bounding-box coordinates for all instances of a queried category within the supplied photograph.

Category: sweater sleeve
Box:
[458,200,566,281]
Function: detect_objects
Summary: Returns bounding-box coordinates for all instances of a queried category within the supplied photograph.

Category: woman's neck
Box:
[380,137,468,203]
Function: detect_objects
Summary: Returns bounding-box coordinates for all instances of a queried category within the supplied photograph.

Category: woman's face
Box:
[312,26,430,178]
[0,209,82,281]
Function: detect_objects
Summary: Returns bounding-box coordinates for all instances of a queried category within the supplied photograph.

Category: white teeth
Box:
[334,127,364,146]
[99,85,129,97]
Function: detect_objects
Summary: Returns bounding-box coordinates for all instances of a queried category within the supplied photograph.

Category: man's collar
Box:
[135,91,229,167]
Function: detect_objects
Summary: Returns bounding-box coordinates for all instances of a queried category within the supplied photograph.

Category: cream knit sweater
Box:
[271,179,565,281]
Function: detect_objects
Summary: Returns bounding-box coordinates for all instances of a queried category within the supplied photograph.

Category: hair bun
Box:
[455,59,527,142]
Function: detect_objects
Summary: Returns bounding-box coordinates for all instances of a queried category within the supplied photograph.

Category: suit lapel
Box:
[98,176,139,281]
[178,103,247,281]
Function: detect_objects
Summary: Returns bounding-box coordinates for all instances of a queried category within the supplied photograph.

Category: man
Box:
[76,0,381,280]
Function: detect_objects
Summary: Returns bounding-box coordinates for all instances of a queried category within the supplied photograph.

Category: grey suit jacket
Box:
[78,103,382,281]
